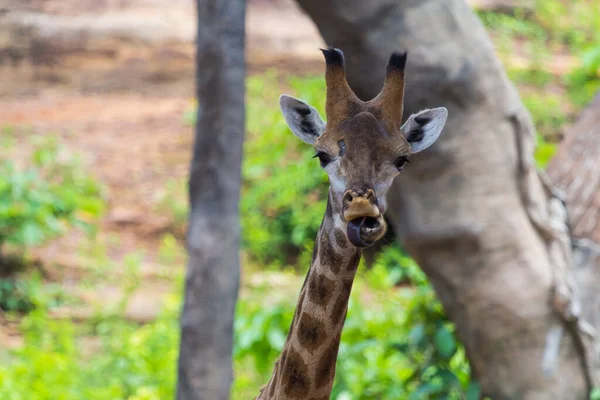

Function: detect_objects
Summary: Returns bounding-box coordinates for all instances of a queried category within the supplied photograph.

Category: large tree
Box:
[293,0,599,398]
[177,0,246,399]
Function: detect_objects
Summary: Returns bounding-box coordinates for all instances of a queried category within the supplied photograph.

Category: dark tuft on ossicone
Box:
[387,51,408,73]
[321,48,345,67]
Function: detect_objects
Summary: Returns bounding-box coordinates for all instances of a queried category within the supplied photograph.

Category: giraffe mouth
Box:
[347,215,386,248]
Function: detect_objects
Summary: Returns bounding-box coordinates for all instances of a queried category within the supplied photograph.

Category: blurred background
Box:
[1,0,599,399]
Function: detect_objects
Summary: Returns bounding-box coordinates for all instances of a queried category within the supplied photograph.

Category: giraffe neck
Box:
[258,192,362,399]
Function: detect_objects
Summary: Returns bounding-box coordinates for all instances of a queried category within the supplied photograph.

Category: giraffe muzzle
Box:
[343,189,386,247]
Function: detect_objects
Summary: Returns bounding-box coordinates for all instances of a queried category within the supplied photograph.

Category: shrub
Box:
[0,135,105,311]
[0,294,180,400]
[241,73,329,266]
[568,45,600,107]
[0,135,104,253]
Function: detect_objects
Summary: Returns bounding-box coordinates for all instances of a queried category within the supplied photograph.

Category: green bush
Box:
[241,73,329,266]
[0,294,180,400]
[478,0,599,48]
[0,136,104,251]
[0,135,105,311]
[568,45,600,107]
[479,0,599,148]
[0,272,67,313]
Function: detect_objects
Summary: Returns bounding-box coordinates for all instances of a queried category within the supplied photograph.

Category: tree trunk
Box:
[547,92,600,244]
[547,91,600,392]
[177,0,245,399]
[294,0,597,398]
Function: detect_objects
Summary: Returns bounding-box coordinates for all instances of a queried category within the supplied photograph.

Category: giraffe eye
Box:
[313,151,332,168]
[395,156,410,171]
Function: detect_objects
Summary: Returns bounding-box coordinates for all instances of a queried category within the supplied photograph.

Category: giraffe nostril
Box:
[365,189,376,202]
[343,189,377,208]
[342,191,354,206]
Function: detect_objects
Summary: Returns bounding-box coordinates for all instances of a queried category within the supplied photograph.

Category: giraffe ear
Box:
[279,95,326,145]
[401,107,448,153]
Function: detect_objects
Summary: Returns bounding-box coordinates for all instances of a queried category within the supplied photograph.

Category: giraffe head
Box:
[280,48,447,248]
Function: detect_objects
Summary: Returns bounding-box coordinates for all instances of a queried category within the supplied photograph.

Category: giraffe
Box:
[256,48,448,400]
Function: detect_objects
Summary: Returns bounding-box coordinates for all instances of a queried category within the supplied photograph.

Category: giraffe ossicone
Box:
[257,48,448,399]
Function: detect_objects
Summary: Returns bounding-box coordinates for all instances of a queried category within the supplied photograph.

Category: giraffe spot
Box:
[281,348,310,399]
[341,278,353,294]
[315,334,341,389]
[320,235,342,274]
[296,312,327,352]
[330,280,353,327]
[307,272,335,306]
[333,229,347,249]
[346,250,361,273]
[330,294,348,327]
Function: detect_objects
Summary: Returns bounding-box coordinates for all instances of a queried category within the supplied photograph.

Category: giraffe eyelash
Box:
[313,151,332,167]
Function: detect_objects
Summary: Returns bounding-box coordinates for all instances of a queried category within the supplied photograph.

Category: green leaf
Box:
[408,324,426,347]
[436,369,460,388]
[466,381,481,400]
[409,382,440,400]
[20,221,45,246]
[434,326,457,359]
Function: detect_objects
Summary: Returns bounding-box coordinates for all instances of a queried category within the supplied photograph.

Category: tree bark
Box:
[547,92,600,244]
[294,0,597,398]
[177,0,245,399]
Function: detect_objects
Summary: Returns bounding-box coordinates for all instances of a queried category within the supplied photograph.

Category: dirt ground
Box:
[0,0,329,335]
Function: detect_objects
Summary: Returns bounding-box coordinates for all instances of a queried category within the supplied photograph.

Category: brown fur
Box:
[314,333,342,389]
[330,279,354,327]
[297,312,328,352]
[370,70,406,132]
[280,348,311,399]
[307,272,335,306]
[319,234,343,274]
[333,229,347,249]
[316,111,411,196]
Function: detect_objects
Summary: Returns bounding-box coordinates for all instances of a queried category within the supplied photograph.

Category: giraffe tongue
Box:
[347,217,370,248]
